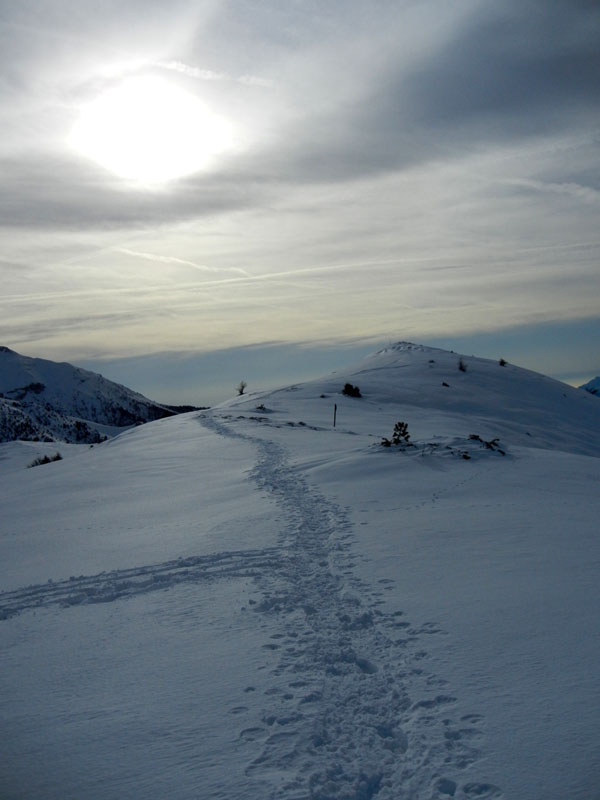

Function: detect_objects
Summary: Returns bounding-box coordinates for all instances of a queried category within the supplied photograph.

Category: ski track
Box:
[0,548,283,620]
[0,409,502,799]
[200,412,502,800]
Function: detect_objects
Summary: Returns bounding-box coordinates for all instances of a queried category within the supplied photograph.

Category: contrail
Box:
[114,247,250,276]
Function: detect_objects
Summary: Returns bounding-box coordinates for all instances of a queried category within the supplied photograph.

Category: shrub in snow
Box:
[27,452,63,468]
[392,421,410,445]
[458,358,467,372]
[499,358,507,366]
[237,381,247,396]
[381,421,412,448]
[342,383,361,398]
[468,434,506,455]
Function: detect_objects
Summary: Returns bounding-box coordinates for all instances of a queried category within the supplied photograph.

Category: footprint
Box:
[462,783,502,798]
[412,695,457,710]
[461,714,484,724]
[435,777,457,796]
[239,727,266,741]
[444,727,482,742]
[354,656,378,674]
[299,691,322,704]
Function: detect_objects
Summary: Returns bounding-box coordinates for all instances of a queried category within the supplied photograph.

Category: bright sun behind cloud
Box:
[69,76,234,184]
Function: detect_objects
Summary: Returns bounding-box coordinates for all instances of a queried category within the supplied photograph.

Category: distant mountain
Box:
[580,376,600,397]
[0,346,176,443]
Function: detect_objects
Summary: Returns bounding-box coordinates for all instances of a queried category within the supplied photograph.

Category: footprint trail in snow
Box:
[201,413,502,800]
[0,410,501,799]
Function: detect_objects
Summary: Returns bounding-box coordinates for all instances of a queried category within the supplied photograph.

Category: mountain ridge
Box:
[0,347,176,443]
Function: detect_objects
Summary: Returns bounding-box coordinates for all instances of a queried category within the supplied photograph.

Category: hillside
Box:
[0,346,175,443]
[0,342,598,800]
[222,341,600,457]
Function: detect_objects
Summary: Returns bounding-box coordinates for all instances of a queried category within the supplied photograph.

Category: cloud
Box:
[1,0,599,379]
[158,59,274,88]
[2,1,598,228]
[113,248,250,276]
[0,152,275,229]
[400,2,600,130]
[505,179,600,205]
[238,1,600,185]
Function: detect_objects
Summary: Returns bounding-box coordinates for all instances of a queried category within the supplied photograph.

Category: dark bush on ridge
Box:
[27,452,63,468]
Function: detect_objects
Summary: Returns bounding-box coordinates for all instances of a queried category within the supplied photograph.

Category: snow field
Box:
[1,343,599,799]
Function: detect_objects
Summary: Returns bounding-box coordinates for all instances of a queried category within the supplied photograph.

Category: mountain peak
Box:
[580,376,600,396]
[0,348,175,443]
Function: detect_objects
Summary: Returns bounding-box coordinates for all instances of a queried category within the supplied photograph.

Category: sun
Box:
[69,76,234,184]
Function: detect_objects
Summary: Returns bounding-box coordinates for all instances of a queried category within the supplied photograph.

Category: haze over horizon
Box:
[1,1,598,402]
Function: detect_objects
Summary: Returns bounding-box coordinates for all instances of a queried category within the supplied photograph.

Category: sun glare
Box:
[69,76,234,184]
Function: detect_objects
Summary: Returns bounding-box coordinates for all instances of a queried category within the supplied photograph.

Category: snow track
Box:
[0,548,283,621]
[200,413,502,800]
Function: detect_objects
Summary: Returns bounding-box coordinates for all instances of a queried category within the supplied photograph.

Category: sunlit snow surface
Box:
[1,344,599,799]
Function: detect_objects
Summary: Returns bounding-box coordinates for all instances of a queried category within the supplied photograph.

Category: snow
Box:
[0,346,173,444]
[1,343,599,799]
[580,376,600,396]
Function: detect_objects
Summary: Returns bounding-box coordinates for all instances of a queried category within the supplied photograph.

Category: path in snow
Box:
[0,410,502,799]
[201,412,502,800]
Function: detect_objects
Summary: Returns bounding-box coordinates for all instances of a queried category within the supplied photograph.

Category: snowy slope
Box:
[0,346,174,443]
[1,343,599,800]
[295,341,600,456]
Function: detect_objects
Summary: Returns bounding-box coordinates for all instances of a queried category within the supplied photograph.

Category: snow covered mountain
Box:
[1,342,599,800]
[580,375,600,396]
[272,341,600,457]
[0,346,175,443]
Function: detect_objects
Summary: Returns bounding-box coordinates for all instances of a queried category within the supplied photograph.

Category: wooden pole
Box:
[333,403,337,428]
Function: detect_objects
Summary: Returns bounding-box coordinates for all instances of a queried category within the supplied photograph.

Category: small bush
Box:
[499,358,506,366]
[237,380,247,396]
[342,383,361,398]
[458,358,467,372]
[381,421,411,448]
[392,421,410,445]
[27,452,63,468]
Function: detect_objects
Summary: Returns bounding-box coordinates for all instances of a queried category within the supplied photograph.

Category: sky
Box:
[1,0,599,404]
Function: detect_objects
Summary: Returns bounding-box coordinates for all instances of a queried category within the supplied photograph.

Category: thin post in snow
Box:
[333,403,337,428]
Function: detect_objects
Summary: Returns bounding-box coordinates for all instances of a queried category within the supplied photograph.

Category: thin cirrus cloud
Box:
[158,59,275,88]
